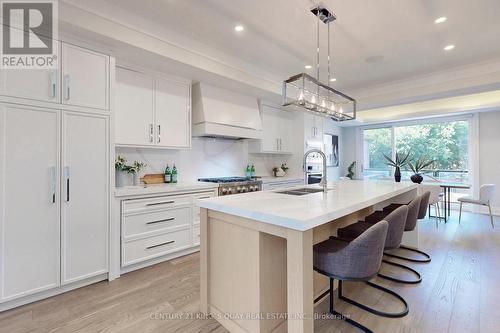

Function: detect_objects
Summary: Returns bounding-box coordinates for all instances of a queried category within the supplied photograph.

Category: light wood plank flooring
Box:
[0,211,498,333]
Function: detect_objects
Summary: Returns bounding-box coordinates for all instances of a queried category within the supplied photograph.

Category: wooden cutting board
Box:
[140,173,165,184]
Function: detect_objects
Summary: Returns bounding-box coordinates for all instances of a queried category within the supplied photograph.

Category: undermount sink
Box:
[276,188,325,196]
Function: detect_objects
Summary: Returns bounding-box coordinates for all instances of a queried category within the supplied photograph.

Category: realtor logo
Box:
[1,0,58,69]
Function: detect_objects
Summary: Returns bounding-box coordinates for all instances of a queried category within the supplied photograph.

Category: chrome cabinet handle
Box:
[149,124,154,143]
[64,75,70,100]
[157,125,161,144]
[279,138,282,150]
[64,167,70,202]
[198,196,211,200]
[276,138,279,151]
[146,240,174,250]
[146,218,174,225]
[50,71,57,98]
[145,200,174,206]
[50,167,56,203]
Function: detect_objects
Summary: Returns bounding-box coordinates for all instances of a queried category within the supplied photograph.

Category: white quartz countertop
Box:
[197,180,417,231]
[115,182,218,198]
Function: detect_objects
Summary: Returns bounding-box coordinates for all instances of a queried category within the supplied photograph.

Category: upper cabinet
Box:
[62,44,109,110]
[249,103,293,154]
[0,41,110,112]
[0,41,61,103]
[155,78,191,148]
[115,68,155,146]
[115,67,191,149]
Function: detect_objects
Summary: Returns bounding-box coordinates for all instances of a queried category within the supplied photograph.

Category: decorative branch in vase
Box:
[383,151,410,183]
[407,157,435,184]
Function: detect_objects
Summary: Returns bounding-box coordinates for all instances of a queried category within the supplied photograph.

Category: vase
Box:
[116,170,133,187]
[410,173,423,184]
[394,166,401,182]
[132,173,140,186]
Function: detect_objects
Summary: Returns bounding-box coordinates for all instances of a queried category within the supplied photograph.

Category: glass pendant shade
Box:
[283,73,356,121]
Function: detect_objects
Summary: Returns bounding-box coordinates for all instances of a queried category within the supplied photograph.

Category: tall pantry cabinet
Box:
[0,42,112,308]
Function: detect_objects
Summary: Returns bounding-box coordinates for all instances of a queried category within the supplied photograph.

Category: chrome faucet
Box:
[303,149,327,190]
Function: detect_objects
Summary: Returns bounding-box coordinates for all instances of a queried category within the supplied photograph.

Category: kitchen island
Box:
[198,180,417,333]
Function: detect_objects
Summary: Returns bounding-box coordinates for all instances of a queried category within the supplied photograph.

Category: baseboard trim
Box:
[0,273,108,312]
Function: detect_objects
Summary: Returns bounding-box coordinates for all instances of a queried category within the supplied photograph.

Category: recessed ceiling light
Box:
[234,25,244,32]
[434,17,447,24]
[304,65,312,69]
[444,44,455,51]
[330,78,337,82]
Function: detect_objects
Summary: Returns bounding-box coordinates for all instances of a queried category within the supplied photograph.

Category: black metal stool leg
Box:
[384,245,431,263]
[338,280,409,318]
[377,259,422,284]
[314,278,374,333]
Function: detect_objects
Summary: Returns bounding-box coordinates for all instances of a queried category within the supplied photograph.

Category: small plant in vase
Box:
[346,161,356,180]
[407,157,435,184]
[383,151,410,183]
[127,161,147,186]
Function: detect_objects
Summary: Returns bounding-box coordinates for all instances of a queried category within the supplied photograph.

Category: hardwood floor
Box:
[0,211,498,333]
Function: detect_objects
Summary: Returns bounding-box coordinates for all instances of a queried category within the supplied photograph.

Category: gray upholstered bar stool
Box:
[340,196,423,284]
[372,192,432,263]
[313,221,391,333]
[322,206,410,320]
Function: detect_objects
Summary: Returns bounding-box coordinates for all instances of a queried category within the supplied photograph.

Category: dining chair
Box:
[458,184,496,228]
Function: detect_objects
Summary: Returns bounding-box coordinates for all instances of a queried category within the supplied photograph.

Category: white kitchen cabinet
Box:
[155,78,191,148]
[0,41,60,103]
[305,113,324,142]
[0,104,60,301]
[115,67,155,146]
[61,112,109,284]
[115,67,191,149]
[250,104,293,154]
[62,44,109,110]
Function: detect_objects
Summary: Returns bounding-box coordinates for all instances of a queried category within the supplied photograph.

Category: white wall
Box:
[116,138,301,182]
[478,110,500,212]
[115,113,346,184]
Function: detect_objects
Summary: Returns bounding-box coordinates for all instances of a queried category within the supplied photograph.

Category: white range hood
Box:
[192,83,262,139]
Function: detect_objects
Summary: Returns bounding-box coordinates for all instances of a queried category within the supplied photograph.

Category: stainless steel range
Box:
[198,177,262,196]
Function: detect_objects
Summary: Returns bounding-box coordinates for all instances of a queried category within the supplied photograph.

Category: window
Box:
[363,119,470,183]
[363,128,392,179]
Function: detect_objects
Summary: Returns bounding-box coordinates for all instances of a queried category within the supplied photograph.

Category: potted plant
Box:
[346,161,356,180]
[115,155,132,187]
[383,151,410,182]
[407,157,435,184]
[127,161,147,186]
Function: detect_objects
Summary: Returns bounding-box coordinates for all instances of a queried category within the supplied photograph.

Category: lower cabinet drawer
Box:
[193,192,215,222]
[123,207,190,238]
[122,229,191,266]
[193,225,200,245]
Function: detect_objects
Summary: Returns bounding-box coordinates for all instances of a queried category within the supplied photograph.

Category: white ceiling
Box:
[93,0,500,93]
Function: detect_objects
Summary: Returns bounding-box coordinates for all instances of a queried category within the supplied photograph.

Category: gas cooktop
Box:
[198,177,262,195]
[198,177,258,183]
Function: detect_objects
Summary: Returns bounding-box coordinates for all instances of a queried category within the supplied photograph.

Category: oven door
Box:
[307,173,323,185]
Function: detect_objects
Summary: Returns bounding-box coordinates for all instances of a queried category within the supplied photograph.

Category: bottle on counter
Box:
[164,164,172,183]
[171,164,178,183]
[250,164,256,178]
[246,165,251,178]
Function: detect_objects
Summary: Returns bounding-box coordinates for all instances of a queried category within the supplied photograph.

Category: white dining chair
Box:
[418,184,444,228]
[458,184,496,228]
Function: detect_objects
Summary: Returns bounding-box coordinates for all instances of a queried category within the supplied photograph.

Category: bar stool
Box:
[373,192,432,264]
[313,221,393,333]
[330,206,410,318]
[341,196,423,284]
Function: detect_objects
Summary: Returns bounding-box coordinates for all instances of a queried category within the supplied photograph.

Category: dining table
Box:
[426,182,471,223]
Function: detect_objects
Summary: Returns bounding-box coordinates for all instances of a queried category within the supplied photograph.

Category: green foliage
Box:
[115,156,147,174]
[407,157,435,174]
[346,161,356,179]
[365,121,469,172]
[382,151,410,168]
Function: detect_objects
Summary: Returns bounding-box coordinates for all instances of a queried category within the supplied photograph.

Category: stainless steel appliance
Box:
[198,177,262,196]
